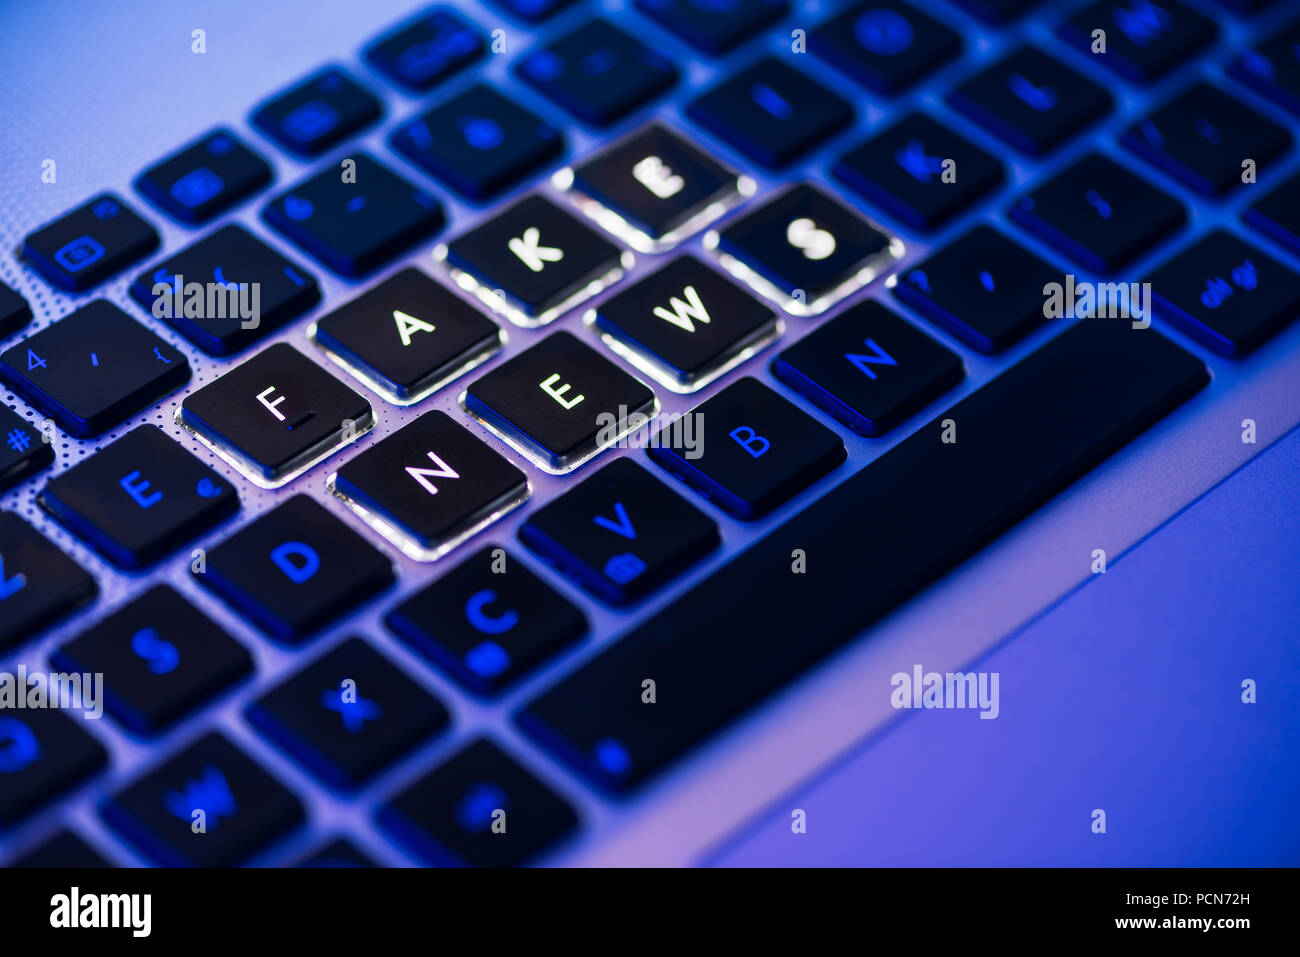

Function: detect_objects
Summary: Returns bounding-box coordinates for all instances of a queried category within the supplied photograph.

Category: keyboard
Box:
[2,0,1299,868]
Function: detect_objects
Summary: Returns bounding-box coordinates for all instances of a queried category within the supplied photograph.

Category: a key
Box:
[488,0,580,21]
[947,0,1040,24]
[772,299,963,436]
[39,425,238,569]
[463,330,656,473]
[1058,0,1217,85]
[1146,229,1300,357]
[632,0,788,54]
[294,838,379,868]
[130,224,321,356]
[377,737,578,867]
[264,153,445,278]
[0,281,33,339]
[891,224,1062,353]
[330,410,529,561]
[9,830,113,868]
[833,112,1005,231]
[946,46,1113,155]
[686,57,853,168]
[590,255,780,392]
[311,267,502,404]
[100,731,304,867]
[1230,19,1300,117]
[391,84,564,201]
[0,709,107,828]
[1120,82,1291,197]
[0,512,97,651]
[251,65,382,157]
[440,194,626,328]
[363,6,484,93]
[1009,152,1186,274]
[0,300,191,438]
[0,404,53,492]
[21,193,159,292]
[810,0,962,95]
[247,636,450,789]
[519,457,720,604]
[178,342,373,488]
[386,545,587,694]
[518,321,1209,792]
[51,585,253,735]
[1244,171,1300,257]
[134,128,272,225]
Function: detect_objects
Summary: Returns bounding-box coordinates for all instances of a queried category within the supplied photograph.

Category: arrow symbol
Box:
[508,227,563,272]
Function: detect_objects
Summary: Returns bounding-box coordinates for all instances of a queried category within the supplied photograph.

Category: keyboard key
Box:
[134,128,272,225]
[686,57,853,169]
[1009,152,1186,274]
[810,1,961,95]
[377,737,578,867]
[391,84,564,202]
[0,512,96,652]
[251,65,382,157]
[130,224,321,356]
[0,404,53,492]
[892,225,1061,353]
[311,267,501,405]
[51,585,253,735]
[0,709,106,827]
[464,330,656,473]
[1229,19,1300,117]
[833,112,1004,231]
[20,193,159,292]
[1243,170,1300,257]
[648,376,845,520]
[710,183,897,316]
[194,495,395,642]
[1121,83,1291,197]
[946,0,1040,24]
[101,732,304,867]
[519,321,1208,792]
[179,342,372,488]
[264,153,445,278]
[633,0,787,54]
[364,6,484,93]
[248,636,449,789]
[1058,0,1217,85]
[772,300,963,436]
[947,46,1113,155]
[294,838,379,868]
[386,545,587,694]
[590,255,780,391]
[10,829,112,868]
[330,410,529,561]
[0,281,32,339]
[488,0,579,21]
[441,194,626,327]
[1146,229,1300,356]
[0,300,191,438]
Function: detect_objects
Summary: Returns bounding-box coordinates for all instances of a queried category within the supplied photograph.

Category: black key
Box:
[772,300,963,436]
[39,425,239,569]
[386,545,587,694]
[1009,152,1186,274]
[251,65,382,158]
[51,585,253,735]
[1230,20,1300,117]
[946,46,1113,155]
[377,738,578,867]
[519,321,1209,792]
[195,495,394,642]
[1146,229,1300,357]
[10,830,112,868]
[391,84,564,202]
[1121,83,1291,197]
[294,838,378,868]
[810,0,962,95]
[179,342,372,487]
[0,709,106,827]
[442,194,625,327]
[364,6,484,93]
[1058,0,1217,85]
[686,57,853,169]
[20,193,159,292]
[130,224,321,356]
[891,225,1061,353]
[591,255,780,391]
[247,636,449,789]
[946,0,1040,25]
[311,267,501,404]
[101,731,304,867]
[0,300,191,438]
[0,512,96,652]
[520,457,719,604]
[488,0,579,21]
[633,0,787,54]
[0,404,53,492]
[1244,171,1300,257]
[264,153,445,278]
[330,410,529,561]
[464,330,656,472]
[833,112,1005,231]
[0,281,32,339]
[134,128,272,225]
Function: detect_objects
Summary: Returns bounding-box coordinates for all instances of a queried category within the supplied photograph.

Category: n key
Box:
[0,512,97,652]
[21,193,158,292]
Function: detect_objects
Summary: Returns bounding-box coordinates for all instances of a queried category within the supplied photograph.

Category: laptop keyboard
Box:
[2,0,1298,867]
